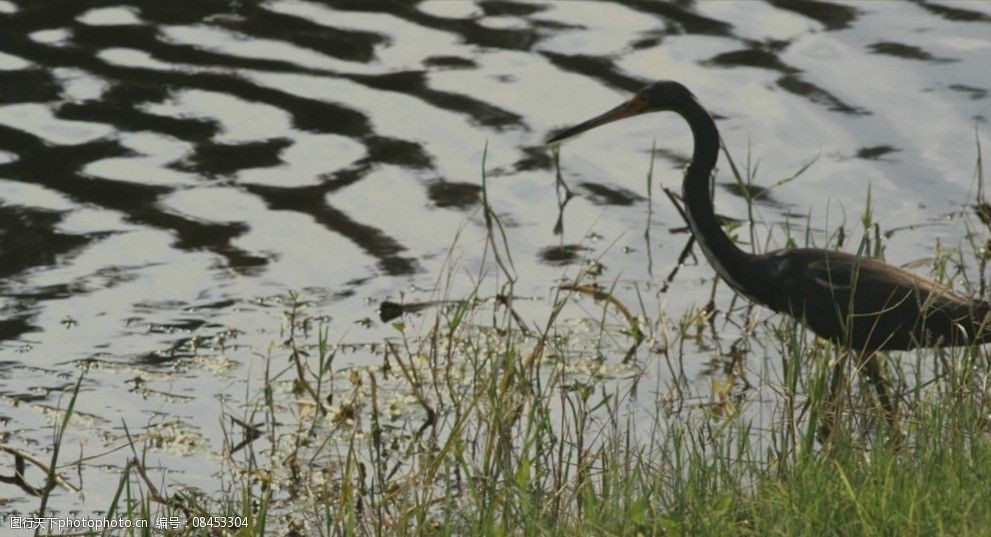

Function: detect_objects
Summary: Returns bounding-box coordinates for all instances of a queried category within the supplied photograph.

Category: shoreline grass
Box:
[8,142,991,536]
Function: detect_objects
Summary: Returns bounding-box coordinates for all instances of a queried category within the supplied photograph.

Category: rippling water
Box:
[0,0,989,513]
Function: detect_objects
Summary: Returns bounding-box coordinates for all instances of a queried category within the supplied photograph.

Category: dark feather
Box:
[761,248,991,351]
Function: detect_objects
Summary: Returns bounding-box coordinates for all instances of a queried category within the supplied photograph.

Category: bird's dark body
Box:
[548,80,991,354]
[748,248,991,352]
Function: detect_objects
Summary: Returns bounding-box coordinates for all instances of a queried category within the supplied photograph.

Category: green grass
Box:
[17,143,991,536]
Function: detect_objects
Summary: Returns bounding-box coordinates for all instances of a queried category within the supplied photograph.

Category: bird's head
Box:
[546,80,697,144]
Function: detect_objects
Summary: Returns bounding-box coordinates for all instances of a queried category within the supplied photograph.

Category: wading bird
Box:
[547,81,991,416]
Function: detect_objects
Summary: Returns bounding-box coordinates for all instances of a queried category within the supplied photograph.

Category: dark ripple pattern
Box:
[0,0,984,345]
[0,0,984,338]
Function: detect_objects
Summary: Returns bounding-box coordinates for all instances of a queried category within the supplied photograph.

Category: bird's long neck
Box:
[678,99,755,296]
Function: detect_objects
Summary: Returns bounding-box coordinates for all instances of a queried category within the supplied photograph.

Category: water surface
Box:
[0,0,989,514]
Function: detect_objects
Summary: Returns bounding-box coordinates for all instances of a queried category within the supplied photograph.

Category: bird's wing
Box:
[767,248,990,349]
[803,253,973,318]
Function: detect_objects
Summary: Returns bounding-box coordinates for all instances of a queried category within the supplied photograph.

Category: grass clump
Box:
[15,144,991,537]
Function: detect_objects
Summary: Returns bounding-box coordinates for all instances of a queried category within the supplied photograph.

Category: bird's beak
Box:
[546,95,649,144]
